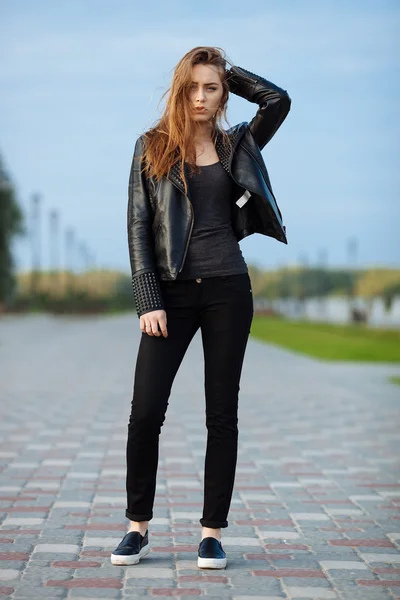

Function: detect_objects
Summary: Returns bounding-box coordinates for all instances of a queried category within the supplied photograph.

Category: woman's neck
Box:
[193,122,214,144]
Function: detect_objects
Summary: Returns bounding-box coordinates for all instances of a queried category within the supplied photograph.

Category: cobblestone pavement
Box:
[0,313,399,600]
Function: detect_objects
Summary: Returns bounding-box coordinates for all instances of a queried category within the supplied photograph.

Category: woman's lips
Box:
[194,107,206,113]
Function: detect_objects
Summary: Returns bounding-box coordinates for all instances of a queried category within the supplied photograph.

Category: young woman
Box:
[111,46,291,569]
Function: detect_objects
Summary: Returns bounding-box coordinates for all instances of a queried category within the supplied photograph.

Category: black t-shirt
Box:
[176,161,248,280]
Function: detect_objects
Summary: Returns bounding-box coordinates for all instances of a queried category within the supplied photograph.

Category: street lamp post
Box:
[30,193,41,297]
[65,228,75,295]
[49,209,59,294]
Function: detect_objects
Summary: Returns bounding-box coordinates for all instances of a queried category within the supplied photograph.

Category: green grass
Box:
[250,316,400,362]
[389,376,400,386]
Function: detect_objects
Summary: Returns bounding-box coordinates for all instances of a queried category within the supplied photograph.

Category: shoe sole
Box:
[110,543,150,566]
[197,556,227,569]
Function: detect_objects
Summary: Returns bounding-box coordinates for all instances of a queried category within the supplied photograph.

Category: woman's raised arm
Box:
[225,65,291,150]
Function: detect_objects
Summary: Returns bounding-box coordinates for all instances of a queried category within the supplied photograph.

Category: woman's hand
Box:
[140,309,168,338]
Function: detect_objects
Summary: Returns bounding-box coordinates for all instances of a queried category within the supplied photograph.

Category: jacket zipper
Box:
[177,196,194,275]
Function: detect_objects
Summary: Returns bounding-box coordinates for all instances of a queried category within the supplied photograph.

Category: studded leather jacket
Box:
[128,66,291,317]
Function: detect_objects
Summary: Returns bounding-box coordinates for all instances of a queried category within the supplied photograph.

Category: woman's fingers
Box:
[139,316,154,335]
[150,318,160,336]
[159,313,168,338]
[139,310,168,338]
[146,320,155,336]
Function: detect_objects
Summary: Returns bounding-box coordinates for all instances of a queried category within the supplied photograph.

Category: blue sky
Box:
[1,0,399,273]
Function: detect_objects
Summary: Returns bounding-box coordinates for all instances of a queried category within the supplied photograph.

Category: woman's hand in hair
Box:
[140,310,168,338]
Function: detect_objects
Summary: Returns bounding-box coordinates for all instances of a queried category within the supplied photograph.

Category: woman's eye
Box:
[189,85,217,91]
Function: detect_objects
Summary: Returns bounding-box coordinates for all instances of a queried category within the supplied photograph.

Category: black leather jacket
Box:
[128,66,291,317]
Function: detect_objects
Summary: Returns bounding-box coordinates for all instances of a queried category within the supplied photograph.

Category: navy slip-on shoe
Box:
[197,536,227,569]
[110,529,150,566]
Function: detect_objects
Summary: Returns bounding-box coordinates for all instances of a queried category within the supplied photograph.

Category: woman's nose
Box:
[196,88,205,102]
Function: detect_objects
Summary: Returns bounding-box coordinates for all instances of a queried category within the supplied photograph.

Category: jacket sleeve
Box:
[226,65,291,150]
[127,136,165,318]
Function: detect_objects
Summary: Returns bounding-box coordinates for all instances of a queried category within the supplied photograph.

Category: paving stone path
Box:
[0,313,399,600]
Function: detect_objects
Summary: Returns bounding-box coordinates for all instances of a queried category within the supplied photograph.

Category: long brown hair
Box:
[140,46,232,194]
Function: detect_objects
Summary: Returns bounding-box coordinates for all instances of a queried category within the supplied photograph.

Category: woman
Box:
[111,46,291,569]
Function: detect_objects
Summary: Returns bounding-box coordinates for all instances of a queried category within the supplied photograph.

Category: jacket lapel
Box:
[215,125,246,174]
[166,125,247,194]
[167,162,186,195]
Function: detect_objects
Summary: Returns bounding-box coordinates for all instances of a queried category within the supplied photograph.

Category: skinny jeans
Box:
[126,272,254,528]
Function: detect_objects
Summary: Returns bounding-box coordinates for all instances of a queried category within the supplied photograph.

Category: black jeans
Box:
[125,272,254,528]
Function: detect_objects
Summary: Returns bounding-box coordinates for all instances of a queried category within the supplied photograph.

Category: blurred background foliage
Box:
[6,261,400,318]
[247,265,400,303]
[0,155,25,305]
[1,149,400,323]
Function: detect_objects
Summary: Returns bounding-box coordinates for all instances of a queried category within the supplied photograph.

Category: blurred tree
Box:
[382,280,400,313]
[0,155,25,306]
[355,269,400,299]
[253,268,363,301]
[276,267,293,300]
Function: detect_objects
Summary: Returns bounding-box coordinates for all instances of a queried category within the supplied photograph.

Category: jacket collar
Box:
[166,123,247,195]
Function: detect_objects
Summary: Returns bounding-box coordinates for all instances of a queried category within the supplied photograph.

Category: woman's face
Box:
[188,63,224,122]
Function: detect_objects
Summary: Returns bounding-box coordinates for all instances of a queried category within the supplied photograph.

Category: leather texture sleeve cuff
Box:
[132,271,165,318]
